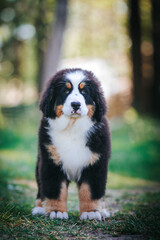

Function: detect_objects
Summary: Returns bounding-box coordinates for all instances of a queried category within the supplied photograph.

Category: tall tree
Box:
[40,0,68,92]
[128,0,142,112]
[35,0,48,93]
[151,0,160,117]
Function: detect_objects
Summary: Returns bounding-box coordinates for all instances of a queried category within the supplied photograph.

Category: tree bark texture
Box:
[128,0,142,112]
[152,0,160,117]
[35,0,47,92]
[40,0,68,91]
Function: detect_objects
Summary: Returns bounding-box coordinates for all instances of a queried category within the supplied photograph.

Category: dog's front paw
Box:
[32,207,46,216]
[50,211,68,219]
[101,209,110,218]
[80,209,110,221]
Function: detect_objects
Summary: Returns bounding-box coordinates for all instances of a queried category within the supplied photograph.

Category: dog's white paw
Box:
[32,207,45,216]
[50,211,68,219]
[80,211,102,221]
[80,210,110,221]
[101,209,110,218]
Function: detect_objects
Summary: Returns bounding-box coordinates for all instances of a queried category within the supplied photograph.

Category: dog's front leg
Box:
[40,144,69,219]
[78,183,110,221]
[42,181,68,219]
[33,143,69,219]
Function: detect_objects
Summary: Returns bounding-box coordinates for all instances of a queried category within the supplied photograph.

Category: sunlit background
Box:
[0,0,160,238]
[0,0,160,206]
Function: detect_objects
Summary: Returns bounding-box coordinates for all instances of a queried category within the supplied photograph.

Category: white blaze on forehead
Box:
[66,70,85,87]
[63,70,88,117]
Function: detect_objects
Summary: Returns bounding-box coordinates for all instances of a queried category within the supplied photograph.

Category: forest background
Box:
[0,0,160,239]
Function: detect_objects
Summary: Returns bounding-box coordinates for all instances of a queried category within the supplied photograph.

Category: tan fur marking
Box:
[55,105,63,118]
[46,145,60,165]
[35,199,42,207]
[101,197,106,209]
[63,118,77,131]
[87,152,100,167]
[78,183,102,214]
[87,105,95,118]
[66,82,71,89]
[43,182,68,213]
[80,82,85,89]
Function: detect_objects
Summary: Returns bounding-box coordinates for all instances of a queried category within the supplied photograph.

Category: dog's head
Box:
[40,68,107,122]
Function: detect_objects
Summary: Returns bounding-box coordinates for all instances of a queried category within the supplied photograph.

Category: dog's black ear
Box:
[86,71,107,122]
[93,84,107,122]
[39,80,56,118]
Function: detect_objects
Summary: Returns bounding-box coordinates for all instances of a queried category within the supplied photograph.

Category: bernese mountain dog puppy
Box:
[32,68,111,220]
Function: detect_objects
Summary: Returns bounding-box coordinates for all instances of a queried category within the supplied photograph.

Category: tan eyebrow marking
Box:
[79,82,85,89]
[66,82,72,89]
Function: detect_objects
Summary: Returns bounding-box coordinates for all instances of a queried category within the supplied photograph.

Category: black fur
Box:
[36,117,69,200]
[84,70,107,122]
[78,117,111,199]
[35,68,111,206]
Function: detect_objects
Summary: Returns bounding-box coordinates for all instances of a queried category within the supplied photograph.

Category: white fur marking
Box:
[63,212,69,219]
[32,207,45,216]
[50,211,68,219]
[48,116,94,181]
[88,211,97,219]
[101,209,110,218]
[95,211,102,221]
[57,211,63,219]
[50,211,56,219]
[66,70,85,83]
[80,211,103,221]
[63,70,88,117]
[80,212,88,220]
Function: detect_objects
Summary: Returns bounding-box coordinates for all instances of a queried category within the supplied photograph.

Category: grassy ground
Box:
[0,104,160,239]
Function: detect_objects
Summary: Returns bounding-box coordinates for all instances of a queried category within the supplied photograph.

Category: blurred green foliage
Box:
[140,0,152,42]
[0,0,153,107]
[0,0,131,103]
[0,105,159,186]
[63,0,129,59]
[0,104,159,239]
[0,104,39,182]
[110,116,160,181]
[0,0,56,88]
[0,2,159,238]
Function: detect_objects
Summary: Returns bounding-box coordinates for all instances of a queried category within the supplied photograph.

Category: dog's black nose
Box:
[71,101,81,111]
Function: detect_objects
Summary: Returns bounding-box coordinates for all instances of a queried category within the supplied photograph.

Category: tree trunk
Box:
[151,0,160,117]
[40,0,68,91]
[128,0,142,112]
[35,0,47,93]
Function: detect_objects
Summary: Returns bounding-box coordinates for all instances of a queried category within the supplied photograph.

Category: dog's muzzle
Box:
[71,102,81,114]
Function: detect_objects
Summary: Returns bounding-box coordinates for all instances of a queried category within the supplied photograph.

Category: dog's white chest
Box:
[48,116,94,180]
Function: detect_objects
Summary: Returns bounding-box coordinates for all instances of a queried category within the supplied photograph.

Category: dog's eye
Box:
[65,90,70,94]
[81,90,86,94]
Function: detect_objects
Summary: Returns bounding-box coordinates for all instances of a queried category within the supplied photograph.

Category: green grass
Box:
[0,181,160,239]
[0,105,160,239]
